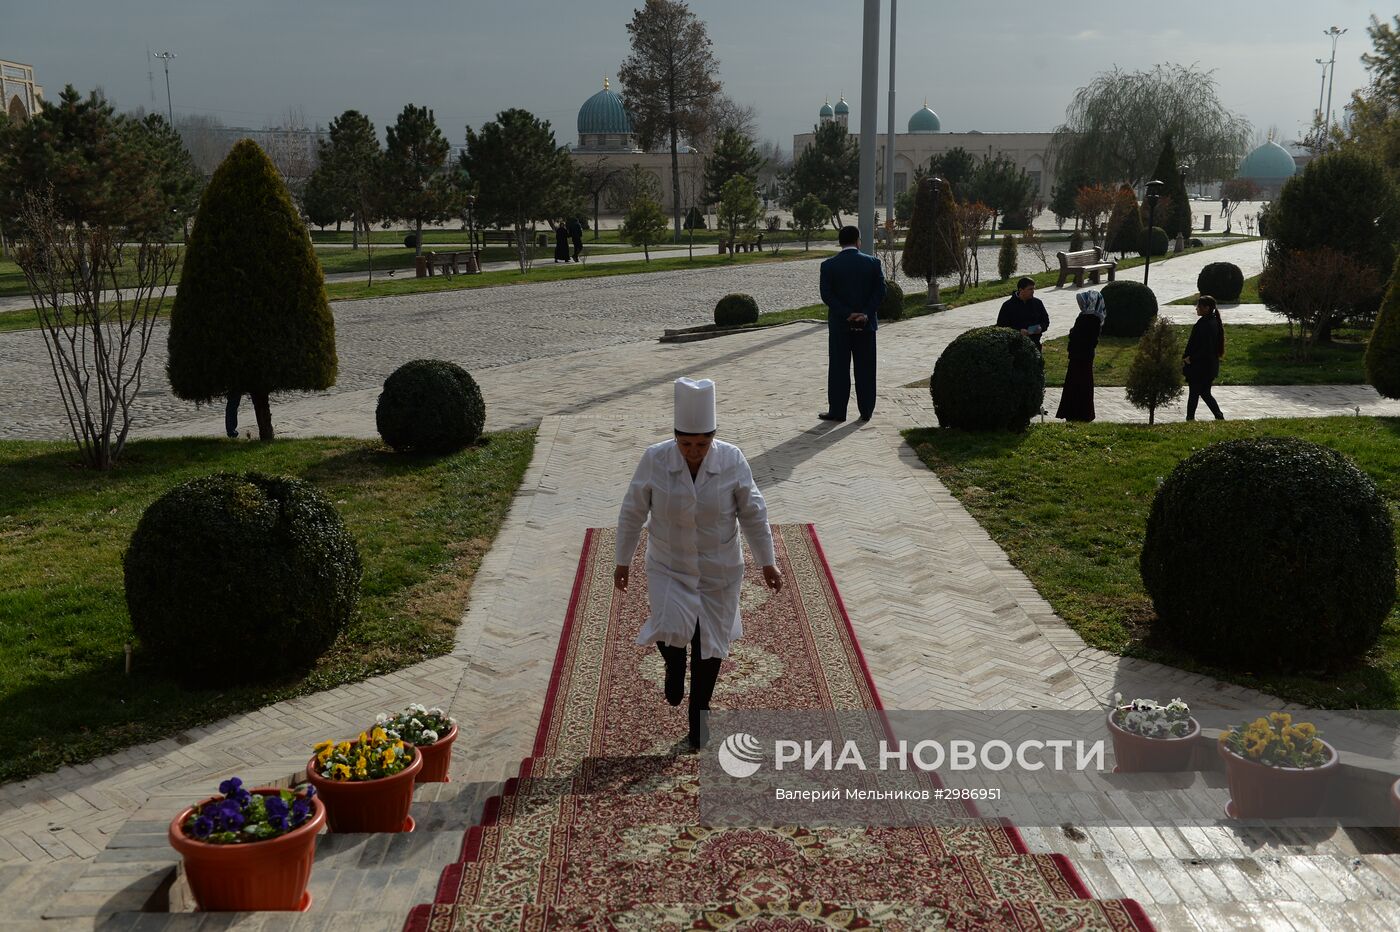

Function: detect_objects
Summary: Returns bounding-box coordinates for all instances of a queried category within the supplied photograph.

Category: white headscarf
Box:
[1076,290,1106,323]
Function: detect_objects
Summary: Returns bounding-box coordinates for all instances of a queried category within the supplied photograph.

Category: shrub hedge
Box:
[1141,437,1395,671]
[376,359,486,454]
[1196,262,1244,302]
[1137,226,1169,257]
[714,293,760,327]
[929,326,1044,431]
[1100,280,1159,337]
[881,280,905,322]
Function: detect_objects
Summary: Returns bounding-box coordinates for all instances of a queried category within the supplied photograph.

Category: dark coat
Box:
[567,219,583,244]
[1184,315,1222,382]
[554,225,570,261]
[819,247,886,333]
[1066,314,1101,361]
[996,293,1051,345]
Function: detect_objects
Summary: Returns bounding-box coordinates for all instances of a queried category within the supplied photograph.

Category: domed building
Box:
[908,100,940,134]
[1235,138,1297,198]
[818,98,835,125]
[575,77,640,153]
[833,95,850,128]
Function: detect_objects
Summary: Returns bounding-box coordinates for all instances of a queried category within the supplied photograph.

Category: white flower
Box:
[428,707,446,718]
[375,713,390,725]
[410,718,423,729]
[408,703,428,715]
[420,729,439,744]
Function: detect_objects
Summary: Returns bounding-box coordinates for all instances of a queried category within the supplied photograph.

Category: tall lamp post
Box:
[1143,179,1164,286]
[151,50,186,240]
[925,175,945,310]
[1322,26,1346,141]
[463,194,479,272]
[1179,164,1192,245]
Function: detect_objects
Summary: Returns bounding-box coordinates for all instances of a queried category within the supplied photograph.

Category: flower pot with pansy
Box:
[1106,693,1201,772]
[1218,713,1338,819]
[168,777,325,911]
[375,703,458,783]
[306,727,421,832]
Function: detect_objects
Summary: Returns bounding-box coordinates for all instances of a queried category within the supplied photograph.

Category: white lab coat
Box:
[616,439,775,660]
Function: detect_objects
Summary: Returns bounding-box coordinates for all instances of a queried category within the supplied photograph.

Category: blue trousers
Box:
[828,327,877,419]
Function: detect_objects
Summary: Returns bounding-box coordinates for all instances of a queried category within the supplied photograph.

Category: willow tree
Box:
[1051,64,1251,187]
[167,140,337,440]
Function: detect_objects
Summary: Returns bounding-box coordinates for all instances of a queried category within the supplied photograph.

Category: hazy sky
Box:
[7,0,1384,151]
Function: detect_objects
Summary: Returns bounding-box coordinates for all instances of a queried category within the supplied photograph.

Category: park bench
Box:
[479,230,519,248]
[422,250,478,277]
[1054,246,1116,288]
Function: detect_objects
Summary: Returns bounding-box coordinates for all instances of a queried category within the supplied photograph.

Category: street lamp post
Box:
[1179,164,1192,247]
[1143,179,1164,285]
[1323,26,1347,140]
[464,194,479,272]
[925,175,946,310]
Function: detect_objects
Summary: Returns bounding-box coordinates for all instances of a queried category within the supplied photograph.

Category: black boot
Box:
[688,707,710,749]
[658,643,685,706]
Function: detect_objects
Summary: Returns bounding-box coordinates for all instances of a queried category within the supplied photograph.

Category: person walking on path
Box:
[997,276,1051,348]
[1183,295,1226,421]
[225,391,242,438]
[567,217,584,262]
[615,377,783,750]
[553,221,570,263]
[817,225,885,423]
[1055,290,1104,422]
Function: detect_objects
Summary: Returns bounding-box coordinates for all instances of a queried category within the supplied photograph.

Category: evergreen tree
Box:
[1125,318,1184,424]
[383,104,458,256]
[716,175,762,248]
[1367,253,1400,398]
[901,176,960,288]
[167,140,336,441]
[790,193,827,250]
[463,108,578,272]
[1149,135,1192,237]
[300,165,344,229]
[1105,184,1144,258]
[1049,169,1089,230]
[997,234,1018,281]
[966,154,1035,232]
[782,121,858,227]
[703,127,763,205]
[927,147,976,195]
[620,196,668,261]
[318,110,381,249]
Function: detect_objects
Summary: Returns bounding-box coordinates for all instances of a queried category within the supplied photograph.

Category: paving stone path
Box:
[4,240,1400,930]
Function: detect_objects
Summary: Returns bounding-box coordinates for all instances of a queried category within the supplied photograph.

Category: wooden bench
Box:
[1054,246,1116,288]
[479,230,518,248]
[423,250,478,277]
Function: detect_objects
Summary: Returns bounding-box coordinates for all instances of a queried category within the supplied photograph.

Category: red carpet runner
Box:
[405,524,1153,930]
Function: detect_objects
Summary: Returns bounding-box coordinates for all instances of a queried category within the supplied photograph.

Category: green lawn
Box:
[1170,273,1262,306]
[1041,324,1369,386]
[0,432,535,782]
[906,419,1400,710]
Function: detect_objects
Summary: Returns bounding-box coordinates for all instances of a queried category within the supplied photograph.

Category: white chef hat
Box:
[673,377,716,433]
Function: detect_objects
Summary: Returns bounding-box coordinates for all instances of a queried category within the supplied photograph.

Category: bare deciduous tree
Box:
[1259,246,1381,360]
[953,201,993,291]
[14,192,177,469]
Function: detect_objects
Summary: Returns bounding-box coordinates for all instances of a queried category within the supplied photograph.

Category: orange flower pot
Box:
[168,789,325,912]
[306,746,422,832]
[1219,739,1339,819]
[414,723,459,784]
[1107,708,1200,772]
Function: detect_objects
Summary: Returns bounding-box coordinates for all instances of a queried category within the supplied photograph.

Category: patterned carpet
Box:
[404,525,1152,931]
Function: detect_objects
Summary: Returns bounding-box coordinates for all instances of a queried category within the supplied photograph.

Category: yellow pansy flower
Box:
[371,727,388,744]
[331,763,350,781]
[1269,712,1291,729]
[336,741,352,756]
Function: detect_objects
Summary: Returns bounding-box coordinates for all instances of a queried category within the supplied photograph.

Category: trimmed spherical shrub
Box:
[929,326,1044,431]
[1196,262,1244,303]
[881,280,905,322]
[1142,438,1396,672]
[1100,280,1159,337]
[714,293,759,327]
[1137,226,1168,257]
[124,472,363,687]
[1188,238,1204,248]
[1068,230,1085,252]
[376,359,485,454]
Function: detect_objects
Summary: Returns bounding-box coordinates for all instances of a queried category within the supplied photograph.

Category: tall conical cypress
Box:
[901,176,960,286]
[167,139,337,440]
[1366,253,1400,399]
[1105,184,1144,258]
[1149,136,1192,238]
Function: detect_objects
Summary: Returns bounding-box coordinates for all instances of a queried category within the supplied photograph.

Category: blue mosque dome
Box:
[833,95,850,115]
[908,100,940,133]
[819,98,835,119]
[577,78,633,136]
[1237,139,1297,184]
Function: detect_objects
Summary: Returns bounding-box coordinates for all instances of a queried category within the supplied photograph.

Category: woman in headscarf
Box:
[615,377,783,750]
[1055,290,1104,422]
[553,221,570,263]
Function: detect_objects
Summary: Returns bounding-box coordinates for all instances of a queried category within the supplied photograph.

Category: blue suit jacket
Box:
[819,247,886,333]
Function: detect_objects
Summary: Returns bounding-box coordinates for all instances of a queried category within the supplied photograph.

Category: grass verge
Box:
[905,418,1400,709]
[1041,324,1368,386]
[0,432,534,782]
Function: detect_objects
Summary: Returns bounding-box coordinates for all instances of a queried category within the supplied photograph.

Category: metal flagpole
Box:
[885,0,897,242]
[857,0,880,255]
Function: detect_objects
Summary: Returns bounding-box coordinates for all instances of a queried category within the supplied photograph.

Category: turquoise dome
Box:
[1237,140,1296,182]
[908,103,940,133]
[834,96,850,115]
[819,100,834,119]
[577,80,633,136]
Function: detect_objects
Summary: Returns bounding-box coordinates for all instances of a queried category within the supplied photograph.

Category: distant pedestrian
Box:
[554,221,570,263]
[1220,195,1229,218]
[1183,295,1226,421]
[996,277,1050,348]
[567,217,584,262]
[1055,290,1104,422]
[225,391,242,438]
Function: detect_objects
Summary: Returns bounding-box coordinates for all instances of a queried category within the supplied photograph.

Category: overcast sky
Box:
[7,0,1383,151]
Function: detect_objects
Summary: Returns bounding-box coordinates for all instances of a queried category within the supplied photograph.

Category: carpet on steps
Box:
[404,525,1152,931]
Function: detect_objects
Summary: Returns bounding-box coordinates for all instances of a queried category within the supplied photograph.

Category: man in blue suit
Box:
[818,225,886,422]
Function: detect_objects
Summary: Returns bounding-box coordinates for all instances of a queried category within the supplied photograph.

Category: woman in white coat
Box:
[615,377,782,749]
